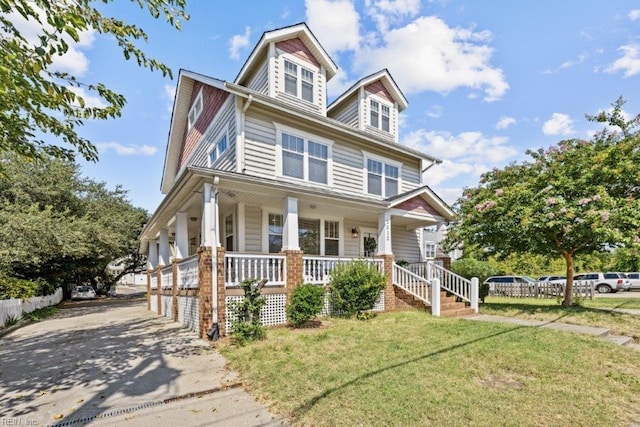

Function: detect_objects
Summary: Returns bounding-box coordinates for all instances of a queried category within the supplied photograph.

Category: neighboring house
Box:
[141,23,476,339]
[422,224,463,262]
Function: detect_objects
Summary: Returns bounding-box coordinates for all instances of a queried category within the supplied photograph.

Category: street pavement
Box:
[0,296,285,427]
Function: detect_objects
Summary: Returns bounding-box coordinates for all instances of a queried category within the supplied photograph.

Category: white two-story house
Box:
[141,23,475,339]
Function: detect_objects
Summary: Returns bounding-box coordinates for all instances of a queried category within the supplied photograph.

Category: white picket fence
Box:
[0,288,63,327]
[488,281,595,299]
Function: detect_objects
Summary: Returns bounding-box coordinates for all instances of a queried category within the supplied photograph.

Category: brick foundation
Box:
[197,247,213,340]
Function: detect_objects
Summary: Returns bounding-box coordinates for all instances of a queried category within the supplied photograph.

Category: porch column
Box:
[159,228,170,266]
[282,197,299,251]
[381,254,396,311]
[175,212,189,260]
[202,183,213,246]
[147,240,158,270]
[237,203,246,252]
[377,211,392,255]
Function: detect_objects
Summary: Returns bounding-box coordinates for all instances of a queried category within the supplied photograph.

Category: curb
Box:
[0,318,34,338]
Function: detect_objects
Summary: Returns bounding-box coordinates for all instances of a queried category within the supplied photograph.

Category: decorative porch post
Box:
[377,212,395,311]
[146,240,158,311]
[282,197,302,303]
[175,212,189,259]
[197,246,213,339]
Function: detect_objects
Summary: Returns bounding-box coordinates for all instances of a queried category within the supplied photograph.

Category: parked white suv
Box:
[625,273,640,290]
[572,272,631,293]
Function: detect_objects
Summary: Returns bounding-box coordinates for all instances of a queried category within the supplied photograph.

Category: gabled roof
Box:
[234,22,338,85]
[387,185,455,221]
[160,69,228,194]
[327,69,408,113]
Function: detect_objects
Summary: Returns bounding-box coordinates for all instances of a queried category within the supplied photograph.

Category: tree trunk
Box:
[561,251,574,306]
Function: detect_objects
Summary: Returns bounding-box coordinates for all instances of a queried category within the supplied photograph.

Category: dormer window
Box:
[187,90,203,130]
[370,99,390,132]
[284,59,314,103]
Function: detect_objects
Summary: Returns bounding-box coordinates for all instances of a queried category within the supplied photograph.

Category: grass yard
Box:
[482,297,640,343]
[220,311,640,426]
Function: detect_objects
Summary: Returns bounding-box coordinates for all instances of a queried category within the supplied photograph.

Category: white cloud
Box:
[423,159,488,186]
[542,113,575,136]
[403,129,518,163]
[605,44,640,78]
[496,116,516,130]
[229,26,251,60]
[306,0,360,55]
[426,105,443,118]
[629,9,640,21]
[429,186,465,206]
[96,142,157,156]
[6,6,95,76]
[326,67,355,98]
[163,84,176,114]
[353,16,509,101]
[560,52,588,69]
[364,0,421,33]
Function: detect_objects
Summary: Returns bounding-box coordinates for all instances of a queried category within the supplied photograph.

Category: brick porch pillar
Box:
[435,256,451,271]
[172,260,179,322]
[381,255,396,311]
[146,269,152,310]
[215,247,226,336]
[283,250,304,304]
[156,267,162,316]
[197,247,213,339]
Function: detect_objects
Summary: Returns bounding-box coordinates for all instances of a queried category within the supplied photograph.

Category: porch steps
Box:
[393,287,474,317]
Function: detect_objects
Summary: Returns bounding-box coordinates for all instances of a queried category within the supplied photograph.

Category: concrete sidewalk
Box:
[467,314,640,351]
[0,297,285,427]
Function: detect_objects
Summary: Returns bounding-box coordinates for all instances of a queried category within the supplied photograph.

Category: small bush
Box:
[329,261,385,319]
[450,258,499,303]
[229,279,267,345]
[0,275,48,300]
[287,284,325,327]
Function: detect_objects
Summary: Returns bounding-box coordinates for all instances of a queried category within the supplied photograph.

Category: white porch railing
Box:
[302,256,384,285]
[225,253,286,287]
[392,264,431,304]
[177,255,199,289]
[161,265,173,289]
[150,274,158,289]
[407,261,479,313]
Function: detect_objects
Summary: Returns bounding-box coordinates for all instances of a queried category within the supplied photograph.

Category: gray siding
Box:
[329,95,359,129]
[343,221,362,257]
[244,114,276,178]
[188,96,237,171]
[244,205,262,252]
[401,164,421,193]
[275,92,322,114]
[392,226,421,263]
[333,144,363,194]
[247,60,269,95]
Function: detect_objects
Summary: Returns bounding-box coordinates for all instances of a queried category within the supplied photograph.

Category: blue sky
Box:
[15,1,640,212]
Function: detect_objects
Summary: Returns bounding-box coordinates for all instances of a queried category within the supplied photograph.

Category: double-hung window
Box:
[267,214,339,256]
[208,133,228,167]
[283,59,314,103]
[366,156,400,197]
[187,90,203,130]
[424,242,437,259]
[268,214,283,254]
[369,98,391,132]
[278,125,332,185]
[324,220,340,256]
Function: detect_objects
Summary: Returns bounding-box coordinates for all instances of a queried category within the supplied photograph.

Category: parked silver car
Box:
[572,272,630,293]
[625,272,640,290]
[71,285,96,300]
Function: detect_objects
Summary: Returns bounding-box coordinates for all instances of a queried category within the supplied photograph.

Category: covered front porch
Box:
[141,168,467,339]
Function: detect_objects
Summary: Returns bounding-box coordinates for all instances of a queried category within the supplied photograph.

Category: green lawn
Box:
[482,297,640,342]
[220,311,640,426]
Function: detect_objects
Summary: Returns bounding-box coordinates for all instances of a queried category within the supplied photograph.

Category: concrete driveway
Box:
[0,296,284,426]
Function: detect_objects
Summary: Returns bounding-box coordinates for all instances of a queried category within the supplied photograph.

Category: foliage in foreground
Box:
[445,98,640,306]
[287,283,325,327]
[0,274,52,299]
[329,261,385,319]
[229,279,267,345]
[221,311,640,426]
[0,0,187,169]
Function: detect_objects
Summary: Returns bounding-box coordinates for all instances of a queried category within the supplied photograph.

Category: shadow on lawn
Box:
[292,324,526,418]
[485,300,635,320]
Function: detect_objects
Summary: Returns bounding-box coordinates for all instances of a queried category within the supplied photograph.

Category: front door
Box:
[362,231,378,258]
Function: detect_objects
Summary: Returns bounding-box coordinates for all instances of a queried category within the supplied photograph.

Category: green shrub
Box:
[450,258,498,303]
[287,283,325,327]
[229,279,267,345]
[329,261,385,319]
[0,275,49,300]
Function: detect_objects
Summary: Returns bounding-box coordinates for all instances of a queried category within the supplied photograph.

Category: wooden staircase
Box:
[393,287,474,317]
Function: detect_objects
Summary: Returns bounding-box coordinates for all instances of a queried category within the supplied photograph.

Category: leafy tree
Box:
[0,152,148,293]
[0,0,187,167]
[445,98,640,306]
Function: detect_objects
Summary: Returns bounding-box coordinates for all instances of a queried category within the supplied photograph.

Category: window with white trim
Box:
[369,98,391,132]
[367,158,399,197]
[207,133,228,167]
[225,213,234,251]
[268,213,283,253]
[187,90,203,130]
[424,242,437,259]
[267,214,339,255]
[324,220,339,256]
[279,129,330,185]
[283,59,314,103]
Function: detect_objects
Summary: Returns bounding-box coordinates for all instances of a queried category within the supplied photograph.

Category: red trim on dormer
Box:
[276,39,320,68]
[365,81,393,103]
[394,196,440,216]
[177,82,230,172]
